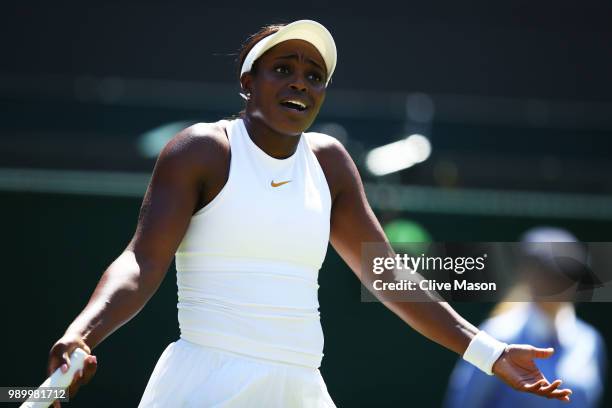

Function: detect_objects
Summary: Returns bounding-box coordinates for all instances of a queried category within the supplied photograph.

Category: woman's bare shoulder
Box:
[157,121,230,175]
[305,131,340,150]
[166,121,229,157]
[305,131,356,199]
[304,131,349,164]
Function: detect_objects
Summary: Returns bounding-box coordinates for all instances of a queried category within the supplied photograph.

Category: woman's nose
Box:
[289,77,307,92]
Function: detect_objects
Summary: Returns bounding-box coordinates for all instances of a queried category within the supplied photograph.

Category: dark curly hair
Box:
[236,23,285,84]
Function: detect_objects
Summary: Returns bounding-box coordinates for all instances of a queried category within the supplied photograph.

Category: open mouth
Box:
[280,99,308,112]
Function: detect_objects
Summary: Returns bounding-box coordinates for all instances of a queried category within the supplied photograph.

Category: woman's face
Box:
[242,39,327,136]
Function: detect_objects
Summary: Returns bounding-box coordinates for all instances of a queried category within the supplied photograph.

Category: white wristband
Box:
[462,330,507,375]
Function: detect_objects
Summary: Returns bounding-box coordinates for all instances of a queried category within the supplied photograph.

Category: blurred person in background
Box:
[444,227,607,407]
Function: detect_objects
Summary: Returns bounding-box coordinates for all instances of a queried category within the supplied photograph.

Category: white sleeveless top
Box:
[175,118,332,368]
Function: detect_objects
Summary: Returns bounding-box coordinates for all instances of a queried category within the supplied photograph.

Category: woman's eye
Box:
[274,66,290,74]
[309,73,323,83]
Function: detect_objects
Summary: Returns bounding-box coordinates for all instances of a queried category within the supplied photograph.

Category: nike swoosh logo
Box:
[271,180,291,188]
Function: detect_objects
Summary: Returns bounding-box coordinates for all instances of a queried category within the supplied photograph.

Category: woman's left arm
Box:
[319,139,572,402]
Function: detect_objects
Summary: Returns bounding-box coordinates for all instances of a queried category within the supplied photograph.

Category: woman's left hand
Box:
[492,344,572,402]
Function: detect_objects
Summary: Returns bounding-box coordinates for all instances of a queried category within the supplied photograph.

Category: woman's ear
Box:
[240,73,253,97]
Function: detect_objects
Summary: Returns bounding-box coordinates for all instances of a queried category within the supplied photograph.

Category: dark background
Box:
[1,1,611,407]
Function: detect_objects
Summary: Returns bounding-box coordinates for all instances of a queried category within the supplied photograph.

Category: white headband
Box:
[240,20,337,86]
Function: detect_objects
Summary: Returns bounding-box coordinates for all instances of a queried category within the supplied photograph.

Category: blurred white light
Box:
[366,134,432,176]
[406,134,432,163]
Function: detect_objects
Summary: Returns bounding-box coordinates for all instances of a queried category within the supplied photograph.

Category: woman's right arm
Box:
[47,124,227,401]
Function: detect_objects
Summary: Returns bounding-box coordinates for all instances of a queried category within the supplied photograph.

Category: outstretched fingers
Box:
[546,386,573,402]
[532,346,555,359]
[525,379,572,402]
[544,388,573,402]
[522,379,546,391]
[537,379,562,396]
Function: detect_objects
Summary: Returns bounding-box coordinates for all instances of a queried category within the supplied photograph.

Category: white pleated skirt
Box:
[138,339,337,407]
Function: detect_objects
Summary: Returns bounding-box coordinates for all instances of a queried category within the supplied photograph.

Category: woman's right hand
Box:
[47,332,98,408]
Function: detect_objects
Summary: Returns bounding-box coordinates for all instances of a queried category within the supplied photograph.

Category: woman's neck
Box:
[242,115,301,159]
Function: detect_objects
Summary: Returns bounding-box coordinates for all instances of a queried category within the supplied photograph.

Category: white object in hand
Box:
[20,347,88,408]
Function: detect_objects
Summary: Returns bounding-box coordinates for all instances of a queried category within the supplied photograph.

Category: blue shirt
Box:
[444,305,606,408]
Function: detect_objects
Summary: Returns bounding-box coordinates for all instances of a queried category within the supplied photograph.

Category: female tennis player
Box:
[47,20,573,407]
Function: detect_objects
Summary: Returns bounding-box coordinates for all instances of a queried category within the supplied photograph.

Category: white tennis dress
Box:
[138,118,336,407]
